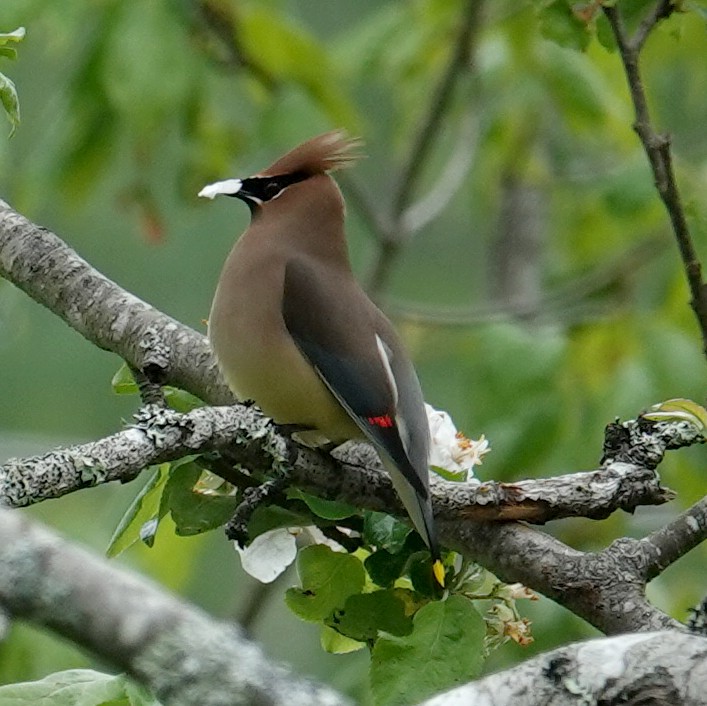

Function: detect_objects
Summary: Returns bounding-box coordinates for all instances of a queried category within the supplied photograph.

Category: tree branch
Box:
[391,0,483,219]
[639,495,707,581]
[384,236,665,327]
[603,2,707,357]
[420,631,707,705]
[0,398,699,635]
[0,199,233,405]
[0,508,350,706]
[1,507,700,706]
[366,0,485,295]
[0,403,680,522]
[0,201,703,637]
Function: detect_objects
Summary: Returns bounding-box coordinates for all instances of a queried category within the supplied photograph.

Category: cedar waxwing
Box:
[199,131,444,586]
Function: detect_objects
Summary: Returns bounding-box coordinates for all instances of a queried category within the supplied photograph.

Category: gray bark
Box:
[0,508,350,706]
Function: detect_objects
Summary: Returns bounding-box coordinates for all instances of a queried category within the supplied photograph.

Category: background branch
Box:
[365,0,485,295]
[603,1,707,356]
[385,236,665,327]
[0,508,350,706]
[0,508,700,706]
[0,199,233,405]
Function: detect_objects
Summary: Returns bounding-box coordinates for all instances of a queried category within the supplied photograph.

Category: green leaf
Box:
[0,669,160,705]
[643,398,707,431]
[111,363,138,395]
[364,530,432,588]
[327,590,413,642]
[363,512,411,553]
[161,460,238,536]
[320,625,365,654]
[247,504,312,540]
[409,553,443,598]
[538,0,590,51]
[111,364,203,411]
[371,596,485,706]
[164,387,204,412]
[285,545,365,622]
[364,548,409,588]
[102,1,193,134]
[0,27,25,46]
[237,6,359,128]
[0,72,19,137]
[595,13,617,51]
[287,488,357,520]
[430,465,468,482]
[107,464,170,557]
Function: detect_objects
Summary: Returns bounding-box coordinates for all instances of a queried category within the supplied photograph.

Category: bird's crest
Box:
[259,130,363,178]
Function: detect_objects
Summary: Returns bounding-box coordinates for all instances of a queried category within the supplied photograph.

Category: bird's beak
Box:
[198,178,243,200]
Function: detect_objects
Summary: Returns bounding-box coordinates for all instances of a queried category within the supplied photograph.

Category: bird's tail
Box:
[382,457,444,587]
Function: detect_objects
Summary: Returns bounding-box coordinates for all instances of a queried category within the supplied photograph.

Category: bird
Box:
[199,130,444,587]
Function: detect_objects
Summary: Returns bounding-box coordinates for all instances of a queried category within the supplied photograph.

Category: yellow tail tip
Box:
[433,559,446,587]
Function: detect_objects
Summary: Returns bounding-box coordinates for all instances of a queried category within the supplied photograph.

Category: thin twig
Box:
[401,112,479,233]
[367,0,485,295]
[236,579,281,636]
[603,2,707,357]
[392,0,484,218]
[384,236,665,327]
[194,0,277,89]
[337,172,391,242]
[631,0,674,53]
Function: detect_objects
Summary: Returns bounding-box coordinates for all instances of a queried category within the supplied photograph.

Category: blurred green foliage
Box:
[0,26,24,136]
[1,0,707,702]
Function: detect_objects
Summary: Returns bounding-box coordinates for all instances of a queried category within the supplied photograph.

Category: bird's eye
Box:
[264,181,283,200]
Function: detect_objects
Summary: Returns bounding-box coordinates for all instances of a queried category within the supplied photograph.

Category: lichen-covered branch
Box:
[0,199,233,405]
[0,508,350,706]
[639,495,707,580]
[1,198,704,636]
[420,631,707,705]
[0,403,678,525]
[1,401,699,635]
[0,507,699,706]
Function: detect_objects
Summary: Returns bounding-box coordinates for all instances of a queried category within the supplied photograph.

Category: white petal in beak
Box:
[198,178,243,199]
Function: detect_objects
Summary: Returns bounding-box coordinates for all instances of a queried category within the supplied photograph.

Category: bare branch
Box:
[401,112,479,234]
[603,2,707,357]
[454,522,681,635]
[391,0,483,219]
[367,0,485,295]
[0,508,350,706]
[631,0,674,53]
[0,199,233,404]
[384,237,665,326]
[421,631,706,705]
[639,495,707,580]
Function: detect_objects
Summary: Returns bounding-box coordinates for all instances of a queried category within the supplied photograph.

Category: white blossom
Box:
[235,526,344,583]
[426,403,490,476]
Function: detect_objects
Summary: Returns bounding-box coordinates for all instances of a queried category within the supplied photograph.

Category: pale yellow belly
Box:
[209,310,360,444]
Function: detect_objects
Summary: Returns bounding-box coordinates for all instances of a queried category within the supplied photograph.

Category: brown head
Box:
[199,130,362,261]
[198,130,362,212]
